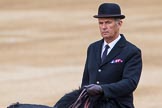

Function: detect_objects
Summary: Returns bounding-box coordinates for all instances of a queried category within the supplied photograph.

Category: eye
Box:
[105,21,112,24]
[99,22,103,25]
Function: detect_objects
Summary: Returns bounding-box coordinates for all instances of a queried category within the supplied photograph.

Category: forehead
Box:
[98,18,115,22]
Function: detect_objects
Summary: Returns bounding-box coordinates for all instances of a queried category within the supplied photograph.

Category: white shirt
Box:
[101,35,121,58]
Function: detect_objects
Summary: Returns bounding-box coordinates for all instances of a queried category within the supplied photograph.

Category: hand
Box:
[84,84,103,96]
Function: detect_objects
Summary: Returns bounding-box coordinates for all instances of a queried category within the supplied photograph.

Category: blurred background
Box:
[0,0,162,108]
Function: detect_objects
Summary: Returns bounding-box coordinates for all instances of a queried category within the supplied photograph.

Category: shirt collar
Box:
[103,35,121,49]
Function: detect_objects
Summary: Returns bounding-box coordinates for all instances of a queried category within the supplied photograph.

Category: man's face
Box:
[98,18,122,43]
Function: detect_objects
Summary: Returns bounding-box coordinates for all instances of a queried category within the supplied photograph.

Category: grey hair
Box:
[114,18,122,25]
[114,18,121,22]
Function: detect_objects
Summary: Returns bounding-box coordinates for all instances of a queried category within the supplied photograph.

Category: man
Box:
[81,3,142,108]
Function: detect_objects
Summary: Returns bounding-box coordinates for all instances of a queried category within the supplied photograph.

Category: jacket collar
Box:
[95,34,127,67]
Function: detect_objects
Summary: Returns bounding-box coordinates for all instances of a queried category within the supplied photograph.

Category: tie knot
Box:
[105,45,109,49]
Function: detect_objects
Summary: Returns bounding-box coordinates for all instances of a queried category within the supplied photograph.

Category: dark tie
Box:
[101,45,109,62]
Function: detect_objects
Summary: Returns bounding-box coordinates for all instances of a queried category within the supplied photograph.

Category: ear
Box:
[118,20,123,27]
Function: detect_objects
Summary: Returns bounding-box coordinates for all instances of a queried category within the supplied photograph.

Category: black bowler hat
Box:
[94,3,125,19]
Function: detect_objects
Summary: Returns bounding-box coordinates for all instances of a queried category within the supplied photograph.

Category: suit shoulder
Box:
[86,39,102,53]
[88,39,102,48]
[120,35,141,52]
[126,41,141,53]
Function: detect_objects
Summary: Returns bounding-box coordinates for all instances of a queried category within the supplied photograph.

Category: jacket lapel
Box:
[100,35,126,67]
[94,39,104,66]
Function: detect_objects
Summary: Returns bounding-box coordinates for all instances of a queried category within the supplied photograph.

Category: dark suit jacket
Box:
[81,34,142,108]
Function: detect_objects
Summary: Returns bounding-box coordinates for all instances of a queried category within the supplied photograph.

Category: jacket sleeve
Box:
[81,46,90,87]
[101,49,142,98]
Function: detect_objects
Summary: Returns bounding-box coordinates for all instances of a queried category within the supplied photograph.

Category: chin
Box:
[102,35,110,39]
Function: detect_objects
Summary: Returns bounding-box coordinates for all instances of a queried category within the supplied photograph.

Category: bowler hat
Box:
[94,3,125,19]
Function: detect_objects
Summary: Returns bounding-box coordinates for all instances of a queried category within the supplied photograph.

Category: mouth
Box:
[102,31,109,35]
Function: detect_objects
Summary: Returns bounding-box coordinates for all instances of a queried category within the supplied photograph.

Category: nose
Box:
[101,23,107,30]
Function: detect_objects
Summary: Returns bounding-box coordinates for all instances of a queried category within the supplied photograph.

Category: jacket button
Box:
[98,69,101,72]
[96,81,100,84]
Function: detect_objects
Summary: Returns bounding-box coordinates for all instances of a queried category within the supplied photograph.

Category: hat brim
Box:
[93,14,125,19]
